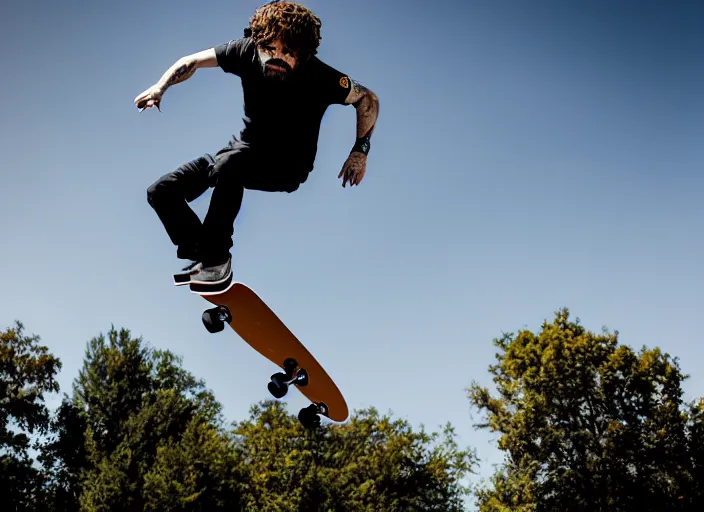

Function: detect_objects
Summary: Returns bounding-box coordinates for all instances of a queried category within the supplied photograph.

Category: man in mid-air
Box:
[135,1,379,289]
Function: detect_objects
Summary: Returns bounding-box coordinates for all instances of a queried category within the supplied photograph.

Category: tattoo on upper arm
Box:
[352,79,367,95]
[351,79,368,105]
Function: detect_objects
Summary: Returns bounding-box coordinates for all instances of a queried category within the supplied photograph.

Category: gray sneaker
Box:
[189,257,232,287]
[173,260,203,285]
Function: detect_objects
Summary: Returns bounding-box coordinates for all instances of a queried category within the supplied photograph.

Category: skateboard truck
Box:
[267,358,326,429]
[267,357,309,399]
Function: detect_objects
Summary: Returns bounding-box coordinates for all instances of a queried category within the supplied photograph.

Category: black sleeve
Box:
[214,38,253,76]
[314,59,352,106]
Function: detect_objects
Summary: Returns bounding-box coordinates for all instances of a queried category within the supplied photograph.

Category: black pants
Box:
[147,138,307,265]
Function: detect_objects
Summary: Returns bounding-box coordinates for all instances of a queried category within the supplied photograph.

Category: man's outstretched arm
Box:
[134,48,218,111]
[338,78,379,187]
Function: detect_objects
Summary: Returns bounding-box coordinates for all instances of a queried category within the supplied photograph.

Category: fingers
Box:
[339,164,366,187]
[136,97,161,112]
[352,170,365,186]
[135,95,150,111]
[338,167,348,187]
[134,91,150,108]
[134,87,162,112]
[340,155,367,187]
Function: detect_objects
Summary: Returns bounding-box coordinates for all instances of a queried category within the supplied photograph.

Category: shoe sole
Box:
[189,270,232,286]
[189,271,233,293]
[173,272,194,285]
[173,262,204,286]
[173,270,203,285]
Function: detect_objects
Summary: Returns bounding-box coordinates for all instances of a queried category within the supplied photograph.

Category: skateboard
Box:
[188,280,349,428]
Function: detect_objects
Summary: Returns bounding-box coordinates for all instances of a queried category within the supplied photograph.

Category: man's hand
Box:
[133,49,216,113]
[134,84,164,112]
[338,152,367,187]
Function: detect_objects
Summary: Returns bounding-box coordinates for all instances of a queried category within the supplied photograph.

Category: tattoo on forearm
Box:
[161,60,197,90]
[352,80,378,138]
[169,60,197,85]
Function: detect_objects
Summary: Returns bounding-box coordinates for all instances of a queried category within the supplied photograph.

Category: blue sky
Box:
[1,0,703,500]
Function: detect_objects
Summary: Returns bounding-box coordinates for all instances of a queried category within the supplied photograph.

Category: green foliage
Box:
[0,320,61,511]
[72,327,221,452]
[468,308,704,511]
[65,326,243,511]
[51,326,474,511]
[12,304,702,511]
[232,400,476,511]
[678,397,704,507]
[38,398,89,511]
[142,417,245,511]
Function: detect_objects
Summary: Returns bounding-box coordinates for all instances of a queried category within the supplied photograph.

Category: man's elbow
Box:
[355,89,379,109]
[183,48,218,69]
[365,88,379,103]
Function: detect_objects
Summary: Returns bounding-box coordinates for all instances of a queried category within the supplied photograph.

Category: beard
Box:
[261,58,292,81]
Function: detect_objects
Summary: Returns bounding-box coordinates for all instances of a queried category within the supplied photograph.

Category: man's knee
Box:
[281,171,309,193]
[146,176,170,208]
[146,179,161,207]
[282,180,301,193]
[147,155,213,207]
[146,169,184,208]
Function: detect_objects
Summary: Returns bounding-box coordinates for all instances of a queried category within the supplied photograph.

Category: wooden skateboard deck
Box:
[189,281,349,425]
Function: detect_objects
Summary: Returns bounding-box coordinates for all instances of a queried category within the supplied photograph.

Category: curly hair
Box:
[248,1,322,61]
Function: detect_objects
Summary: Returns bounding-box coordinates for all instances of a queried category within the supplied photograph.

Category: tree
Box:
[0,320,62,511]
[467,308,704,511]
[50,326,245,511]
[38,398,88,511]
[29,323,476,510]
[231,400,476,511]
[684,398,704,505]
[141,416,245,511]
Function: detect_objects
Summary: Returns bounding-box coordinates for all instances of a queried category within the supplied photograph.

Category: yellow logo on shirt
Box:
[339,76,349,88]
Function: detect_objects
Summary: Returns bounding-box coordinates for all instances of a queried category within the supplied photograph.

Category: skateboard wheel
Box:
[202,308,224,333]
[268,381,288,399]
[268,372,289,398]
[298,405,320,429]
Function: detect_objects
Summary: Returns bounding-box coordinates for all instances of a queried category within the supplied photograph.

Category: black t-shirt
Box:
[214,37,352,169]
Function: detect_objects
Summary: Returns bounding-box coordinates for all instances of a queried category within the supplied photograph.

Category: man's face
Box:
[257,37,299,81]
